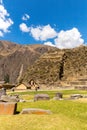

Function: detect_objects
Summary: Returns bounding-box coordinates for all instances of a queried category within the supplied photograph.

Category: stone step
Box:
[72,85,87,87]
[75,86,87,90]
[70,81,87,85]
[42,56,62,60]
[78,78,87,81]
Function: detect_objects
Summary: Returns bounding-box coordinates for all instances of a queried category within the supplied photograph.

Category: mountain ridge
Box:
[0,40,87,89]
[0,40,57,83]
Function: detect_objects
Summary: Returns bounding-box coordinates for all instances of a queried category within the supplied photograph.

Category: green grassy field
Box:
[0,90,87,130]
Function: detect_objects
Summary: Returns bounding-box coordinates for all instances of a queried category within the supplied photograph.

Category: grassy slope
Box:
[0,90,87,130]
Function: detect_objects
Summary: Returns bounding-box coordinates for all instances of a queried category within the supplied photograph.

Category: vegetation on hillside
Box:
[24,45,87,87]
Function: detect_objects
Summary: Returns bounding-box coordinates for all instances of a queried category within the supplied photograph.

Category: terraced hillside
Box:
[24,45,87,88]
[24,50,64,86]
[0,40,87,88]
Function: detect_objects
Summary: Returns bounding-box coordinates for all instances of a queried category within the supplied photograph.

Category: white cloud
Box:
[0,30,3,36]
[19,23,30,32]
[44,41,55,47]
[44,28,84,49]
[19,21,84,49]
[29,26,42,40]
[30,24,57,41]
[22,14,30,21]
[0,2,13,37]
[54,28,84,49]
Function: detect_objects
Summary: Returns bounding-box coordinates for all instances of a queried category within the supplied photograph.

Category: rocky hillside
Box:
[0,40,56,83]
[24,45,87,87]
[0,40,87,87]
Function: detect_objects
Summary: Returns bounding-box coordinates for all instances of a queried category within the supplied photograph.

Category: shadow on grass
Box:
[15,111,20,114]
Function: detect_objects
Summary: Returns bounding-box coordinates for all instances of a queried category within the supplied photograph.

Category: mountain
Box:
[0,40,56,83]
[24,45,87,87]
[0,40,87,88]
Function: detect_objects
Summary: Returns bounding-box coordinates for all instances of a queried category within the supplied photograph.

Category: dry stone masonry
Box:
[20,108,52,115]
[34,94,50,101]
[0,102,17,115]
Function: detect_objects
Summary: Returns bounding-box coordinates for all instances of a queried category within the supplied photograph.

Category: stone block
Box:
[70,94,83,99]
[34,94,50,101]
[55,92,63,99]
[20,108,52,115]
[0,102,17,115]
[0,88,6,98]
[0,95,20,102]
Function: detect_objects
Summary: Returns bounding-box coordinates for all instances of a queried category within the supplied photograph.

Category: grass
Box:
[0,89,87,130]
[9,89,87,95]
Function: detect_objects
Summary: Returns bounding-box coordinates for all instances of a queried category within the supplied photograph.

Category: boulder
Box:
[20,108,52,115]
[0,95,20,102]
[0,102,17,115]
[34,94,50,101]
[55,92,63,99]
[0,88,6,98]
[70,94,83,99]
[53,97,63,100]
[53,92,63,100]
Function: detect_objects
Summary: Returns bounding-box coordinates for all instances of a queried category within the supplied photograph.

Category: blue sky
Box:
[0,0,87,48]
